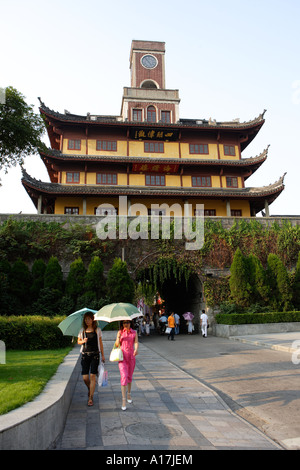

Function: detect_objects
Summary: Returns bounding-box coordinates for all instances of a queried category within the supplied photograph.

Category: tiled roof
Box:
[38,99,266,131]
[39,147,269,168]
[21,168,285,200]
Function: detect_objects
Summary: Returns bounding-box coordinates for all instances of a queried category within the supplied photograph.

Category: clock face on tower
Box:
[141,54,158,69]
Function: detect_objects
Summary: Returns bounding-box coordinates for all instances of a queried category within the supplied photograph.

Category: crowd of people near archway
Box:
[134,307,209,338]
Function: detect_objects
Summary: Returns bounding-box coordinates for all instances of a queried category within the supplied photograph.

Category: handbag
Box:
[109,345,123,362]
[165,327,171,334]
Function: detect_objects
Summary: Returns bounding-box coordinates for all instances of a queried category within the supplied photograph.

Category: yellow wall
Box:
[55,197,83,214]
[180,143,219,159]
[60,171,244,190]
[54,196,250,217]
[128,141,179,158]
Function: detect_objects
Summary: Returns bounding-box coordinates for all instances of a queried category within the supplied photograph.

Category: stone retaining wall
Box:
[213,322,300,338]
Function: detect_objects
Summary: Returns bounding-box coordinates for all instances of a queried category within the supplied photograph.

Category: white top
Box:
[78,327,102,353]
[200,313,208,324]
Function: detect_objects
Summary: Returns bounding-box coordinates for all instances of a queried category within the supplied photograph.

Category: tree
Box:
[0,259,12,315]
[267,253,293,311]
[85,256,105,300]
[9,258,32,309]
[229,248,252,308]
[292,252,300,310]
[0,87,45,174]
[247,254,270,306]
[66,258,87,299]
[30,259,47,300]
[106,258,135,303]
[44,256,63,292]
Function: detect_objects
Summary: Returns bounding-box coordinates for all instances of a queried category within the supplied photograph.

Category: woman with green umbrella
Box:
[78,311,105,406]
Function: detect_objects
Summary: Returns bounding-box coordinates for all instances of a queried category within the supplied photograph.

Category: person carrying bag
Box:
[78,312,105,406]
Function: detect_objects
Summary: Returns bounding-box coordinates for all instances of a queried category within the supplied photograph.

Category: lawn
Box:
[0,347,72,415]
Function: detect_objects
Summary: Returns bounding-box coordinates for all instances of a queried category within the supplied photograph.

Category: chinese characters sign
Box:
[130,128,179,141]
[132,163,179,173]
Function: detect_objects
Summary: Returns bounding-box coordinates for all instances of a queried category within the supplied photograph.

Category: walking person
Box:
[115,320,139,411]
[200,310,208,338]
[187,319,194,334]
[174,312,180,335]
[78,312,105,406]
[167,311,176,341]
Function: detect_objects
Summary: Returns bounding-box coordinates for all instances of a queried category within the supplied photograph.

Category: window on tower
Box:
[68,139,81,150]
[132,109,142,121]
[145,174,165,186]
[161,111,171,123]
[147,106,156,123]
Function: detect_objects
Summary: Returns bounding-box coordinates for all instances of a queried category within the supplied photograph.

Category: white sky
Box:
[0,0,299,215]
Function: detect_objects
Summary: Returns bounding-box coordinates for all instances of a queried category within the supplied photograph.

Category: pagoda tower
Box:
[22,40,285,217]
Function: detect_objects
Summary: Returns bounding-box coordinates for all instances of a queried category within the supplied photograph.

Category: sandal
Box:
[88,396,94,406]
[121,398,127,411]
[127,394,132,404]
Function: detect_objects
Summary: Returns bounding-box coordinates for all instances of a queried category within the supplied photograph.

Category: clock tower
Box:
[121,40,180,123]
[130,40,165,89]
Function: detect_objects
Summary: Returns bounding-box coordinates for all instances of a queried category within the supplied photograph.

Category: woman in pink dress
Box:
[115,320,139,410]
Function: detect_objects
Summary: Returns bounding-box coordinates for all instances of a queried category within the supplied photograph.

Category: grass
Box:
[0,347,72,415]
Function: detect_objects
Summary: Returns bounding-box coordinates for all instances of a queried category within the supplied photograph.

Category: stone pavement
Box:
[230,331,300,355]
[55,338,282,450]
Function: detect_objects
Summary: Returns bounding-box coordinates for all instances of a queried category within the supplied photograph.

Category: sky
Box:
[0,0,299,215]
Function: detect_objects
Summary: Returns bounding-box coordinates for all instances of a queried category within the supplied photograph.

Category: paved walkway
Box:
[56,337,282,450]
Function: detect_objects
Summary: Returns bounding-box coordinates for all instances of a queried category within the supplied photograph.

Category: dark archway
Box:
[159,273,202,334]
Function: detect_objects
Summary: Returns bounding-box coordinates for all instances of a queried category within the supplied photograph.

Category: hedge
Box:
[215,311,300,325]
[0,316,73,350]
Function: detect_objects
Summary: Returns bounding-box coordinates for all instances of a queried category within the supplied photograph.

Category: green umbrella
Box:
[94,302,143,323]
[58,307,107,337]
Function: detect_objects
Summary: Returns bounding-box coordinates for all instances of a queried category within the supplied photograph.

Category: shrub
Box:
[0,316,72,350]
[85,256,105,300]
[229,248,252,307]
[292,252,300,310]
[9,258,32,309]
[66,257,87,299]
[44,256,63,292]
[267,253,293,311]
[106,257,134,303]
[31,258,47,300]
[215,311,300,325]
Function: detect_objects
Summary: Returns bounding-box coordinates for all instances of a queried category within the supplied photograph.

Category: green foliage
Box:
[292,252,300,309]
[66,257,87,299]
[84,256,105,300]
[137,255,192,293]
[44,256,63,292]
[30,258,46,300]
[203,277,230,307]
[106,258,135,303]
[0,87,46,172]
[9,258,32,309]
[229,248,252,308]
[0,316,72,350]
[216,311,300,325]
[267,253,293,311]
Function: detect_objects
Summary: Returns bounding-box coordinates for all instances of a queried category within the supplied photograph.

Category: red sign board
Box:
[132,163,179,173]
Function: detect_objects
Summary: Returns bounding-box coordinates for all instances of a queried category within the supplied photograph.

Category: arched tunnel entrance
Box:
[136,264,204,334]
[158,273,203,334]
